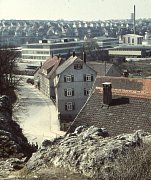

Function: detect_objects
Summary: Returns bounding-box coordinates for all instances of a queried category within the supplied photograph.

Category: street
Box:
[14,76,65,146]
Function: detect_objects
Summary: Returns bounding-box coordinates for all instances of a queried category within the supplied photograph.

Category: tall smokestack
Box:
[133,5,136,34]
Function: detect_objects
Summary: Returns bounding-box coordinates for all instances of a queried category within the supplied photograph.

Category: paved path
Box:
[14,76,65,146]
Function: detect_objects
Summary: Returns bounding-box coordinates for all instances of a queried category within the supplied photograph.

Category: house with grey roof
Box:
[87,61,121,77]
[54,53,97,129]
[68,77,151,136]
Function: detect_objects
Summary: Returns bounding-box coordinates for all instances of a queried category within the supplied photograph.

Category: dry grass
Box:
[109,143,151,180]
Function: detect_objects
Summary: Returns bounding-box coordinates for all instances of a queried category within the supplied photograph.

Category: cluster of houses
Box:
[34,52,121,130]
[32,46,151,136]
[1,18,151,46]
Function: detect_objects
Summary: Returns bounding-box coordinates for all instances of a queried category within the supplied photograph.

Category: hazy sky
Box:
[0,0,151,21]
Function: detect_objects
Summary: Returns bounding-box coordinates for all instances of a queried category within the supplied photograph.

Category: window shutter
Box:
[84,74,86,81]
[72,102,75,110]
[72,89,74,96]
[71,75,74,82]
[65,103,67,110]
[91,74,94,81]
[64,76,66,82]
[64,89,67,96]
[84,88,86,96]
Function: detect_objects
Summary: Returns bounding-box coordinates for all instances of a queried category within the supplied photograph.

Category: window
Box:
[74,64,83,69]
[64,88,74,96]
[65,102,75,111]
[128,37,130,43]
[64,75,74,82]
[84,74,94,82]
[84,88,90,96]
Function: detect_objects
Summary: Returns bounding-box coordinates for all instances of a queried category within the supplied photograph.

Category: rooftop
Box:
[68,77,151,136]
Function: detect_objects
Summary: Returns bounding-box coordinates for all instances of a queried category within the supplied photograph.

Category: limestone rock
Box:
[25,126,151,179]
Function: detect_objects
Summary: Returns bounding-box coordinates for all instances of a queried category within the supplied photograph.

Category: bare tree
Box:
[0,46,21,97]
[83,38,109,61]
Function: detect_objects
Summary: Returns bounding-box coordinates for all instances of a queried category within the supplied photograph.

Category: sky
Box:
[0,0,151,21]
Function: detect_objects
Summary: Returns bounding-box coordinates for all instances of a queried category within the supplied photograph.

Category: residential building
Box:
[54,54,97,124]
[34,56,61,98]
[68,76,151,136]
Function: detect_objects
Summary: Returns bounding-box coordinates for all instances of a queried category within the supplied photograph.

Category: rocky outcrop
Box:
[25,126,151,179]
[0,95,36,178]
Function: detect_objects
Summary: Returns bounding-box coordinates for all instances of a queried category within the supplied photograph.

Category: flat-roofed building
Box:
[122,34,143,46]
[22,38,84,64]
[109,45,151,58]
[94,36,119,48]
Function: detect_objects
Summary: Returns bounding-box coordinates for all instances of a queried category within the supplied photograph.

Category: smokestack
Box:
[133,5,136,34]
[102,82,112,105]
[83,51,86,63]
[73,51,75,57]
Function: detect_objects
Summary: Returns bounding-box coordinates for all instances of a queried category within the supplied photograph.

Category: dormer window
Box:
[74,64,83,70]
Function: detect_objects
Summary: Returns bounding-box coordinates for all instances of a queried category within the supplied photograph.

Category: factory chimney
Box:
[133,5,136,34]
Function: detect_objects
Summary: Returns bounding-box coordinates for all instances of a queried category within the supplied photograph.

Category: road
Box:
[14,76,65,146]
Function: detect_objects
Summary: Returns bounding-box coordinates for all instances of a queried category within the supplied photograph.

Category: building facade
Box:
[122,34,143,46]
[54,55,97,122]
[22,38,84,64]
[34,56,61,98]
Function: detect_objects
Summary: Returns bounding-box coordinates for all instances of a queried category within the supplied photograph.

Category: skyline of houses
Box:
[1,18,151,46]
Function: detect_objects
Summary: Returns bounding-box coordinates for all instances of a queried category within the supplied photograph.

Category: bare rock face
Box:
[0,95,36,178]
[25,126,151,179]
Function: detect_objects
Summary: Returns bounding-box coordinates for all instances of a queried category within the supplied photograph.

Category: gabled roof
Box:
[68,77,151,136]
[39,56,61,78]
[56,55,82,75]
[40,56,57,70]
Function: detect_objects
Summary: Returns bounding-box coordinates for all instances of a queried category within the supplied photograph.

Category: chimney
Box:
[40,62,42,68]
[102,82,112,105]
[73,51,75,57]
[133,5,136,34]
[83,51,86,63]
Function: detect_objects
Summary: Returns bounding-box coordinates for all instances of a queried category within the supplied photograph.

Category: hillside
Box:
[19,126,151,179]
[0,95,37,178]
[1,95,151,179]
